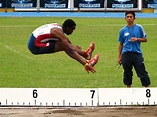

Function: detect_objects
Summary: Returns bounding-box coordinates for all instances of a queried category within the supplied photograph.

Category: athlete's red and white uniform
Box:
[28,23,62,54]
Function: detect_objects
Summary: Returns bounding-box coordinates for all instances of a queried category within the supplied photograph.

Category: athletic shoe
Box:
[87,54,99,67]
[84,42,95,60]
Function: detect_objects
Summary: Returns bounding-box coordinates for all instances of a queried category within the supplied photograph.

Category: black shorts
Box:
[27,34,55,54]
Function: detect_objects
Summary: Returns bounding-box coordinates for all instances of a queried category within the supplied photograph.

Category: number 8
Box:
[146,89,151,98]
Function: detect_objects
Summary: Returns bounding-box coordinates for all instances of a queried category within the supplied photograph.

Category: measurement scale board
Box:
[0,88,157,106]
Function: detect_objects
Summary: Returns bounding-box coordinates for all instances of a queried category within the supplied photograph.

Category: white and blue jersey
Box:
[118,24,147,55]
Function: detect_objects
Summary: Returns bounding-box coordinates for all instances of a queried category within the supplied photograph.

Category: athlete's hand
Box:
[84,64,96,73]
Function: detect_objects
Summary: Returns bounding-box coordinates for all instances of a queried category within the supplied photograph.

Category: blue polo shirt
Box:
[118,24,147,55]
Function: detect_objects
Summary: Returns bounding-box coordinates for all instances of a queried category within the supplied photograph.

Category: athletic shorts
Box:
[27,34,55,54]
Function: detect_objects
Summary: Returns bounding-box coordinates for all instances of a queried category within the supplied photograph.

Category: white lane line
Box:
[86,24,157,27]
[0,25,37,28]
[0,24,156,28]
[4,44,33,60]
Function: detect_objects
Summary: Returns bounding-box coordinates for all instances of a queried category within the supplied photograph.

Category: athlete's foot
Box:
[87,54,99,67]
[84,42,95,60]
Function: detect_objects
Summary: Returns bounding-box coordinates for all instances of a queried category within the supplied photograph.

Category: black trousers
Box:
[122,52,151,87]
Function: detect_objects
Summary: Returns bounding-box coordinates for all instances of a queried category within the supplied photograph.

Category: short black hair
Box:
[125,11,135,18]
[63,19,76,28]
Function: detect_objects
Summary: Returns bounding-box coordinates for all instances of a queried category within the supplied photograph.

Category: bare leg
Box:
[53,41,98,73]
[54,42,85,57]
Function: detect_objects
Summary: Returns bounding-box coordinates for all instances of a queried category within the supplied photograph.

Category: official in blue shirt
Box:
[118,11,151,87]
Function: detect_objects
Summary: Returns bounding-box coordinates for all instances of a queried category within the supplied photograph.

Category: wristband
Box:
[84,63,88,67]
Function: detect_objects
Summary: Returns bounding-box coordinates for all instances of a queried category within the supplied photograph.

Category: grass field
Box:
[0,17,157,88]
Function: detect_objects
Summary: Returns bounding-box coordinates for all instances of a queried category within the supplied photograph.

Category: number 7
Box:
[90,90,95,99]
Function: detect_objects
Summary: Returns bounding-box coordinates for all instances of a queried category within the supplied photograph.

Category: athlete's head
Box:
[62,19,76,35]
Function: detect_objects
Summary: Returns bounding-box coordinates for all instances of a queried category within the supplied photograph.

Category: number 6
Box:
[33,89,38,98]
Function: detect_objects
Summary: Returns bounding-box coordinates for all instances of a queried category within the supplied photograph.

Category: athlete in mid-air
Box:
[28,19,99,73]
